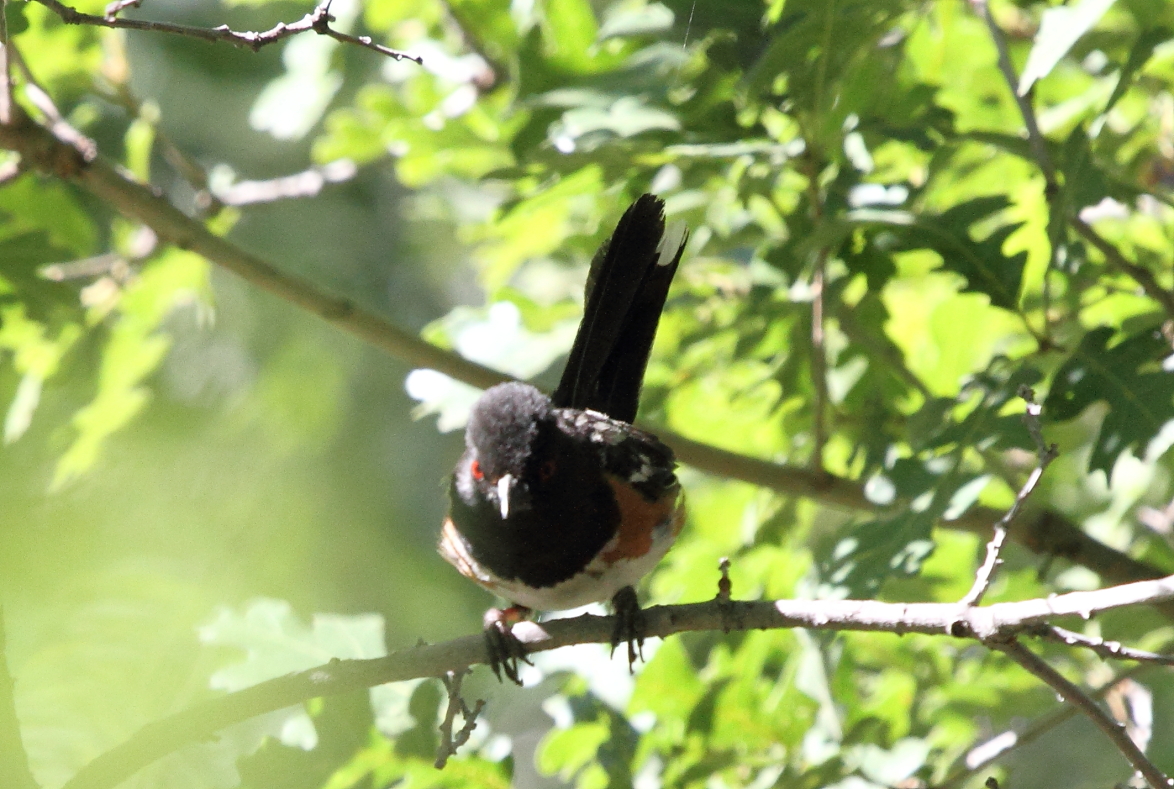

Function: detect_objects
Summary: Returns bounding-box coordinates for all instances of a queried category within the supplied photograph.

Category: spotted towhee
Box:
[440,194,687,683]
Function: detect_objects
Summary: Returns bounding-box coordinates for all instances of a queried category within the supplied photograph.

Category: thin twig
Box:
[9,45,97,161]
[0,608,39,789]
[970,0,1066,346]
[32,0,421,63]
[802,148,830,473]
[40,253,130,282]
[434,669,485,768]
[969,0,1056,185]
[1034,625,1174,666]
[937,666,1151,789]
[56,572,1174,789]
[1072,216,1174,319]
[810,247,829,471]
[104,0,141,16]
[95,79,220,213]
[996,639,1170,788]
[960,389,1058,606]
[837,305,934,400]
[213,159,358,206]
[0,0,12,126]
[716,557,734,632]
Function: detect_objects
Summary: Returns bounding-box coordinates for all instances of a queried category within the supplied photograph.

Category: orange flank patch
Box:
[599,475,683,563]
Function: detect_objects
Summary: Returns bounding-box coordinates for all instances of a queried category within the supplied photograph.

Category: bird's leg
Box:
[483,605,532,685]
[609,585,646,672]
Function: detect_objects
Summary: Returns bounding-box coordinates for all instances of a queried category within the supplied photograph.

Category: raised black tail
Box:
[551,194,687,423]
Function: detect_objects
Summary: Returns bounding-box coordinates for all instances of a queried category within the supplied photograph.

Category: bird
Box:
[439,193,688,683]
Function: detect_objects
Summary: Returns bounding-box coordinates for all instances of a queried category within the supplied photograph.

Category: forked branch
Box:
[33,0,421,63]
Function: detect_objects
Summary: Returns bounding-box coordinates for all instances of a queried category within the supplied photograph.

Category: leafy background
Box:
[3,0,1174,788]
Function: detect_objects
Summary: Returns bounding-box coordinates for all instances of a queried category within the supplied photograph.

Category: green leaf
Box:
[852,197,1027,310]
[542,0,605,73]
[201,598,428,743]
[818,511,936,598]
[1101,26,1172,115]
[200,598,388,690]
[54,249,211,487]
[1019,0,1118,95]
[629,637,704,724]
[851,737,931,784]
[537,721,610,780]
[251,34,346,141]
[124,107,157,182]
[548,97,680,153]
[4,0,30,35]
[1044,326,1174,477]
[599,2,674,40]
[0,175,97,254]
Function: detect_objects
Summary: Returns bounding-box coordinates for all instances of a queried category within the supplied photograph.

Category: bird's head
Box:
[458,382,555,519]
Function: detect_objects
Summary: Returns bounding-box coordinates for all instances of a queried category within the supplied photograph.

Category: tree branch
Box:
[969,0,1055,184]
[0,608,39,789]
[996,639,1169,787]
[104,0,141,17]
[434,669,484,769]
[10,44,97,162]
[58,572,1174,789]
[1,0,13,127]
[810,246,829,471]
[1036,626,1174,666]
[939,666,1150,788]
[1072,216,1174,319]
[32,0,422,63]
[212,159,358,206]
[960,389,1057,606]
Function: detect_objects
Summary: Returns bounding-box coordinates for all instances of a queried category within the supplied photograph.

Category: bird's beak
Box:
[497,474,513,519]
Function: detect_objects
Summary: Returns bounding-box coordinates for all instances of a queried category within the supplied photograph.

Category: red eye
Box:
[470,460,484,480]
[538,459,557,481]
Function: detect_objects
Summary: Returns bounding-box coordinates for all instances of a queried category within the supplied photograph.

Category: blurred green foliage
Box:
[5,0,1174,788]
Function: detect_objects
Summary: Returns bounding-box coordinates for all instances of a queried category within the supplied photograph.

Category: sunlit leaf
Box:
[1019,0,1118,95]
[1044,326,1174,478]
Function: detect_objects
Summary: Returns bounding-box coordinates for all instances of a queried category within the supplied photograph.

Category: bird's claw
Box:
[609,586,646,673]
[483,606,531,685]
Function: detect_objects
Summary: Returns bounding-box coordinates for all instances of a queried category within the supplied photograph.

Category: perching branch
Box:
[58,571,1174,789]
[996,639,1170,788]
[32,0,421,63]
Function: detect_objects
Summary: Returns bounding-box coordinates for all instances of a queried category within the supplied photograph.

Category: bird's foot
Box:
[483,605,532,685]
[609,586,646,673]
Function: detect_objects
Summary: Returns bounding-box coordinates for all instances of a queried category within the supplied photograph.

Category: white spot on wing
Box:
[655,220,688,266]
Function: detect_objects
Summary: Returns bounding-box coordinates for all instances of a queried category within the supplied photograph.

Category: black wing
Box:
[551,194,687,423]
